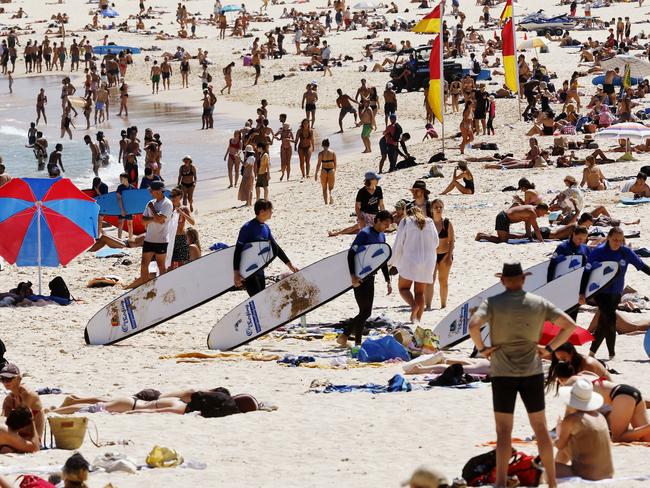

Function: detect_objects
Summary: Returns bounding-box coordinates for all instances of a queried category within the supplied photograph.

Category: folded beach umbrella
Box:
[601,55,650,79]
[354,1,379,10]
[517,37,548,50]
[220,4,241,12]
[540,322,593,346]
[0,178,99,293]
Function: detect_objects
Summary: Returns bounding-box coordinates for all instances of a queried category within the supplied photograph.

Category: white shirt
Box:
[321,46,331,60]
[294,29,302,43]
[143,197,173,243]
[389,216,439,283]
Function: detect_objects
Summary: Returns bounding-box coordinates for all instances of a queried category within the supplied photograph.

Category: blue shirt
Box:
[547,238,591,282]
[140,175,162,190]
[234,218,288,272]
[588,243,646,295]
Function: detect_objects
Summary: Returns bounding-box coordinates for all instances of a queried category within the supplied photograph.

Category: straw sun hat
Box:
[559,378,604,412]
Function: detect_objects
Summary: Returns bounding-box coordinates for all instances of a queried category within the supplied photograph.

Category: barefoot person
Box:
[469,262,578,488]
[150,60,161,94]
[390,205,437,323]
[233,199,298,296]
[301,84,318,128]
[83,135,100,177]
[294,118,314,179]
[475,204,550,243]
[335,89,358,133]
[177,155,197,212]
[359,99,373,153]
[127,181,173,289]
[338,210,393,346]
[35,88,47,125]
[440,161,474,195]
[429,199,454,310]
[1,364,44,438]
[225,130,242,188]
[275,123,293,181]
[314,139,336,204]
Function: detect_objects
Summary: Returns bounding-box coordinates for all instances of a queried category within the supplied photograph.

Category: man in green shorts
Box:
[359,98,373,153]
[150,60,161,94]
[469,262,577,488]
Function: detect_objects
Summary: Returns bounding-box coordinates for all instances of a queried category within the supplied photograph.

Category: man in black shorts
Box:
[131,180,173,288]
[469,262,577,488]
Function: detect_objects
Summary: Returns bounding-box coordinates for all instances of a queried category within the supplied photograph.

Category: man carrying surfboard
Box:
[127,181,173,289]
[337,210,393,346]
[468,262,578,488]
[234,199,298,296]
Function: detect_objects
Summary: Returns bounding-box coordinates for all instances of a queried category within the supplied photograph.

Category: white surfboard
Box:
[433,260,552,349]
[552,254,585,280]
[85,241,275,345]
[207,243,392,350]
[480,262,620,346]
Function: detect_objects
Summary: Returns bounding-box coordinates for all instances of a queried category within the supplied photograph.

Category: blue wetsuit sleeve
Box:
[347,249,356,276]
[625,247,649,273]
[233,227,247,271]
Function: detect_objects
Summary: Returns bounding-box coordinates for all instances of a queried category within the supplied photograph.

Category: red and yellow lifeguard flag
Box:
[428,34,443,123]
[500,0,513,22]
[502,19,518,93]
[412,4,441,33]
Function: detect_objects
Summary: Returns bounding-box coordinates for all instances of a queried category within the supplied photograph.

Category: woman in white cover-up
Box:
[390,205,438,323]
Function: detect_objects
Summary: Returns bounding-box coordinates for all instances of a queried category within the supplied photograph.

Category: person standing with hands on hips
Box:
[585,227,650,360]
[233,199,298,297]
[469,262,578,488]
[337,210,393,347]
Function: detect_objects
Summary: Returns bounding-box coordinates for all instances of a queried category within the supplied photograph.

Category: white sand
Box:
[1,0,650,486]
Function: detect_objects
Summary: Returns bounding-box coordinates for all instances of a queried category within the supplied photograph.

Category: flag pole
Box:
[440,1,446,157]
[37,202,42,295]
[511,2,521,121]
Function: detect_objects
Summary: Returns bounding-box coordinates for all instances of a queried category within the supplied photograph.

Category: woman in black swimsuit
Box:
[177,155,197,211]
[555,364,650,442]
[428,199,454,310]
[440,161,474,195]
[314,138,336,204]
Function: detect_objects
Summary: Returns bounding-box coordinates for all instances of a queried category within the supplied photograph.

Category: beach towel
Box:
[277,355,315,367]
[478,238,537,244]
[312,374,412,394]
[95,248,128,258]
[358,336,410,363]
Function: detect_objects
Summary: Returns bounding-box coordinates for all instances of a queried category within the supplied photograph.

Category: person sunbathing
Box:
[48,388,260,417]
[0,407,40,453]
[402,354,491,375]
[580,156,607,190]
[628,172,650,198]
[554,379,614,481]
[484,138,547,169]
[546,343,612,390]
[554,364,650,442]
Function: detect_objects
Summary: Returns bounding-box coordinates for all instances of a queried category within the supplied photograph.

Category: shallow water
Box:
[0,75,244,190]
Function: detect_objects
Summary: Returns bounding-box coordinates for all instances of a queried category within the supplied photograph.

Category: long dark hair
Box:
[545,342,583,393]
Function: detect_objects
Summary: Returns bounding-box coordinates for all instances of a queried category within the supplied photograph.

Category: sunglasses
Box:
[0,377,14,383]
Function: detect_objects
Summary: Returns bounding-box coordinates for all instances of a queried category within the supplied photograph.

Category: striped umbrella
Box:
[595,122,650,161]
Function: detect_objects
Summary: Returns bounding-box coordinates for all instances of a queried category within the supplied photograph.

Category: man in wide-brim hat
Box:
[468,262,578,488]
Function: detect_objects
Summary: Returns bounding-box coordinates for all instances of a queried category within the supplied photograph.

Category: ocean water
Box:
[0,75,244,191]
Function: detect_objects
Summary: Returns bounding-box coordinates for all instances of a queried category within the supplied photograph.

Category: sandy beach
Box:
[1,0,650,486]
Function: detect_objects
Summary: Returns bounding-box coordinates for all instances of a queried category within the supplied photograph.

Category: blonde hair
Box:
[407,205,427,230]
[186,227,201,253]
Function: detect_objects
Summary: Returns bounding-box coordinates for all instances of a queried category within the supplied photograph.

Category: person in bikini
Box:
[0,407,40,454]
[169,187,196,269]
[428,199,454,310]
[177,155,197,212]
[476,203,550,243]
[1,364,44,439]
[274,123,293,181]
[314,138,336,204]
[294,118,314,179]
[581,156,607,191]
[440,161,474,195]
[224,130,242,188]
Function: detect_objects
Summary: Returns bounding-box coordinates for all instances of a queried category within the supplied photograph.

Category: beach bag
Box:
[583,123,596,134]
[463,449,542,486]
[146,445,184,468]
[16,475,56,488]
[47,416,88,449]
[48,276,71,300]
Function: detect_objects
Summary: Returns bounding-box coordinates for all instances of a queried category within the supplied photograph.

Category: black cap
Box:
[149,181,165,191]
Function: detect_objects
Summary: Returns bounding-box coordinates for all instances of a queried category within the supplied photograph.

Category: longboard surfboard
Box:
[85,241,275,345]
[480,261,620,346]
[207,243,392,350]
[433,260,552,349]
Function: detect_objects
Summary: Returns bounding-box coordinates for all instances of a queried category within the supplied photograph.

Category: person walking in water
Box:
[36,88,47,125]
[469,262,578,488]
